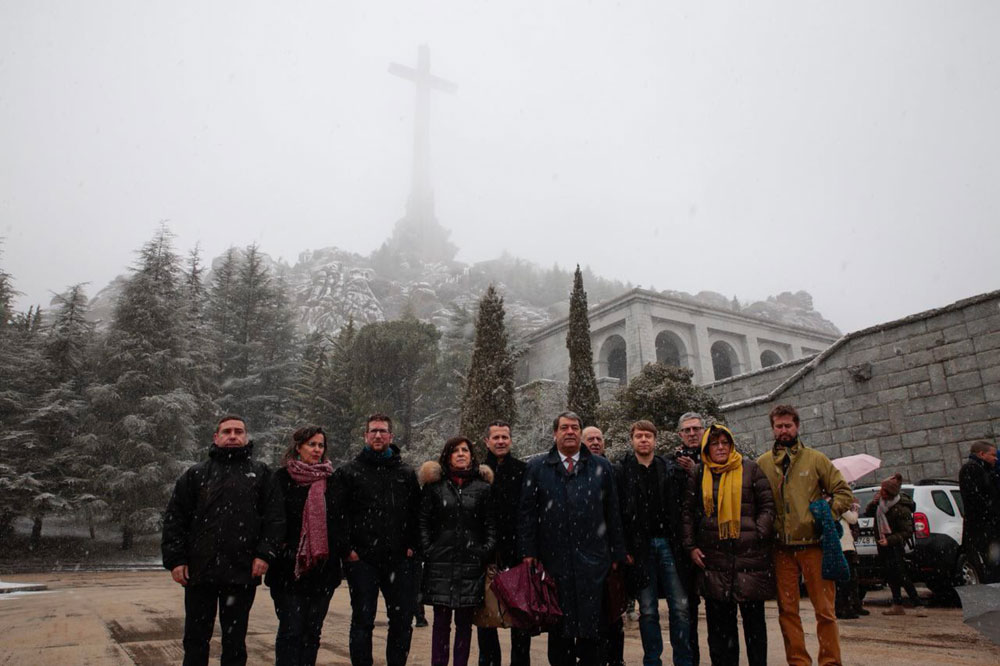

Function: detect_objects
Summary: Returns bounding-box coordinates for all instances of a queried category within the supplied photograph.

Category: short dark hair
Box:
[629,420,658,437]
[216,414,247,432]
[439,435,477,471]
[486,421,511,438]
[281,425,328,466]
[366,413,393,433]
[552,411,583,432]
[769,404,800,426]
[971,440,997,455]
[706,427,733,448]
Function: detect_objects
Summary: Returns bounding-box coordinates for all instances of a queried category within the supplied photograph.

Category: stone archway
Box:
[711,340,740,380]
[599,334,628,385]
[655,330,686,368]
[760,349,783,368]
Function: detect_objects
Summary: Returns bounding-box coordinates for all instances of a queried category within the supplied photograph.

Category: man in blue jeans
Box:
[617,420,692,666]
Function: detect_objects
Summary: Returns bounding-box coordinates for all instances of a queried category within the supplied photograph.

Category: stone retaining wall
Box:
[704,291,1000,483]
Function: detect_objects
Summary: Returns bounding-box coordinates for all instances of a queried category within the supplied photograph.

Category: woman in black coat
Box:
[419,436,497,666]
[266,425,343,666]
[682,424,775,666]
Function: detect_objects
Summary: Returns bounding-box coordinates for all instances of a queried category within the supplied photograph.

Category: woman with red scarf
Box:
[418,436,497,666]
[266,425,343,665]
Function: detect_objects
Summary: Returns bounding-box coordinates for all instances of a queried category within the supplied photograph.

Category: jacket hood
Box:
[356,443,402,467]
[209,442,254,462]
[418,460,494,486]
[699,424,736,454]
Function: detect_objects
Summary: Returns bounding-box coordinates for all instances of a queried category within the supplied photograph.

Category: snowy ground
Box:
[0,571,997,665]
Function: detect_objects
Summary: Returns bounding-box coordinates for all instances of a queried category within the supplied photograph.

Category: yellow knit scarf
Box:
[700,426,743,540]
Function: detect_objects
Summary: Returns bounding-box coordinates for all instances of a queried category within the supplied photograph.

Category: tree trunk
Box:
[0,511,15,542]
[30,515,43,550]
[88,514,96,540]
[120,525,134,551]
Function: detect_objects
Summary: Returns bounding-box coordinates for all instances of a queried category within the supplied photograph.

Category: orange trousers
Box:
[774,545,842,666]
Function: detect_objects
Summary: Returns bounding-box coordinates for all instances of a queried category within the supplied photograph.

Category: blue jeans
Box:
[638,537,691,666]
[345,558,417,666]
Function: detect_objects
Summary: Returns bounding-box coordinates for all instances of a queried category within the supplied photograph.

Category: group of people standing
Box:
[162,403,857,666]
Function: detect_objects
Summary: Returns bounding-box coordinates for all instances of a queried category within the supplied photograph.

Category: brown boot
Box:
[882,604,906,616]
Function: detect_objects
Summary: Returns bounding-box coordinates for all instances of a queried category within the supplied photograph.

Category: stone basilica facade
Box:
[522,288,840,386]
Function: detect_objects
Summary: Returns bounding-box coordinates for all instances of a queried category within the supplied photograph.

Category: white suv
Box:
[852,480,979,601]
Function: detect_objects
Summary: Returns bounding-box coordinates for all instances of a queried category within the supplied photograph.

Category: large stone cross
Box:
[389,44,457,223]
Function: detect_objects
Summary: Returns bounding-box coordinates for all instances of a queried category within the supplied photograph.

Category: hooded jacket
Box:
[959,454,1000,547]
[681,424,776,602]
[333,444,420,563]
[418,461,497,608]
[162,443,284,586]
[756,438,852,546]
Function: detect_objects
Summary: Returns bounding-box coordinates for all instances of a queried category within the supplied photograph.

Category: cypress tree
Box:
[566,265,600,426]
[459,285,517,458]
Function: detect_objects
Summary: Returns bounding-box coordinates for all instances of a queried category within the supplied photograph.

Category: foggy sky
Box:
[2,1,998,334]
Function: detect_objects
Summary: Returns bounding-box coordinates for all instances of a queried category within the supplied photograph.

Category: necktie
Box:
[565,457,574,474]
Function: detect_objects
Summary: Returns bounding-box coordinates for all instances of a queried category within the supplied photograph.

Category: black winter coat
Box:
[418,462,497,608]
[483,451,526,568]
[264,467,343,593]
[681,460,776,602]
[162,444,284,586]
[959,455,1000,549]
[518,446,627,638]
[616,453,691,593]
[333,445,420,563]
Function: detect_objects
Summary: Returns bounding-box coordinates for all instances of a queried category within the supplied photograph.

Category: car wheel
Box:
[956,553,982,587]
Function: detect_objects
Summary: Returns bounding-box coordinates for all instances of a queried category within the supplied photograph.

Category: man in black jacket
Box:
[477,420,532,666]
[161,415,284,666]
[618,420,692,666]
[334,413,421,666]
[959,440,1000,583]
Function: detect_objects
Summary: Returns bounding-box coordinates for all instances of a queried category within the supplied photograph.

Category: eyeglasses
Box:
[367,428,390,435]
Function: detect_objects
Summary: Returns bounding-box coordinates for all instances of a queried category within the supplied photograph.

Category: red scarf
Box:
[286,459,334,579]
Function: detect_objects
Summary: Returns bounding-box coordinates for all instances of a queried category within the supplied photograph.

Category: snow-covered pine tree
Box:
[459,285,517,459]
[84,226,202,549]
[566,265,601,427]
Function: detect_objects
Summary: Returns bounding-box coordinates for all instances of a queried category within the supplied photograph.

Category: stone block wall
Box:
[704,292,1000,484]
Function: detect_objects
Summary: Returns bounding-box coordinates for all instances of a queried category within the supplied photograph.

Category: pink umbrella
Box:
[832,454,882,483]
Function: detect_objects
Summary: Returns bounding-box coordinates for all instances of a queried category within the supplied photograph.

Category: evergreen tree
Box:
[211,245,299,463]
[289,331,332,426]
[566,265,601,426]
[347,317,439,448]
[596,363,722,460]
[325,319,360,462]
[18,285,94,547]
[459,285,517,459]
[83,226,202,549]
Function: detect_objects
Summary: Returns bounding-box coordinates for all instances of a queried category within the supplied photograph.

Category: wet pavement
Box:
[0,571,997,665]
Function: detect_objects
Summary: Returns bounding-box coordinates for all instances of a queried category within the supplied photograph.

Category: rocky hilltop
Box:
[87,242,840,340]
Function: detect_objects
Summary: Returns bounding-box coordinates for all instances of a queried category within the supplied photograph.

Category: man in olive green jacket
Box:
[757,405,851,666]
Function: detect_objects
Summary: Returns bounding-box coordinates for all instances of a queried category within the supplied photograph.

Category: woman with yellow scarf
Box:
[681,424,776,666]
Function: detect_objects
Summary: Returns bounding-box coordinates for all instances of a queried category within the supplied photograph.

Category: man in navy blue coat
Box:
[519,411,627,666]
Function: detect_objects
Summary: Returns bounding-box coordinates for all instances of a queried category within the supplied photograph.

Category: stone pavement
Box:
[1,571,998,665]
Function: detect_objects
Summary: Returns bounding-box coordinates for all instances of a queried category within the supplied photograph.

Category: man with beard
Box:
[335,413,421,666]
[757,405,851,666]
[477,420,532,666]
[162,415,284,666]
[519,412,627,666]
